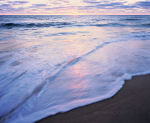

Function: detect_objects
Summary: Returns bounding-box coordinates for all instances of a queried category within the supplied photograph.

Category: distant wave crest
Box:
[0,22,72,28]
[93,23,127,27]
[141,23,150,27]
[120,18,142,21]
[1,22,150,28]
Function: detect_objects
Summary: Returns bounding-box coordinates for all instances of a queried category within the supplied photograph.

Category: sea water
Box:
[0,15,150,123]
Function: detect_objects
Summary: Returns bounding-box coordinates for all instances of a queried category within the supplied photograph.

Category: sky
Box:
[0,0,150,15]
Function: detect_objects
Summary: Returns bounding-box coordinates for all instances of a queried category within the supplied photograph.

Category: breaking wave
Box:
[0,22,72,28]
[1,22,150,29]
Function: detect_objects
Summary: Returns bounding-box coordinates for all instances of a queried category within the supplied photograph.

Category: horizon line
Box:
[0,14,150,16]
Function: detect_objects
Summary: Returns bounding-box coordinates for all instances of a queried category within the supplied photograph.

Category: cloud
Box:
[0,3,10,7]
[82,1,136,9]
[0,1,26,13]
[95,2,124,8]
[44,7,66,10]
[8,1,28,4]
[83,0,100,4]
[0,0,149,14]
[136,1,150,8]
[32,4,47,7]
[30,4,47,8]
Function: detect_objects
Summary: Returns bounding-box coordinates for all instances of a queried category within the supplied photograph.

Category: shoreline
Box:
[37,74,150,123]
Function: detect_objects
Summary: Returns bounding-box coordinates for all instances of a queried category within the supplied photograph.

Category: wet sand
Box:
[37,74,150,123]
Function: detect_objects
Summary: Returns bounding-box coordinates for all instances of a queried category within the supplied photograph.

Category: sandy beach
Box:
[37,74,150,123]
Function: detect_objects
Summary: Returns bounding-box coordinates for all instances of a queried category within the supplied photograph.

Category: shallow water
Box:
[0,15,150,123]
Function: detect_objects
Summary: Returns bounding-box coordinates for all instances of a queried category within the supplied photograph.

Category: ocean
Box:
[0,15,150,123]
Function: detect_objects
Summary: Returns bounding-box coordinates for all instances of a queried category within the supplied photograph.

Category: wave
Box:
[94,23,150,27]
[93,23,127,27]
[141,23,150,27]
[1,22,150,29]
[120,18,141,21]
[0,22,72,28]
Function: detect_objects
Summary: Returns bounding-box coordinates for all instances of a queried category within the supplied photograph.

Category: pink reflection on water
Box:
[66,60,90,97]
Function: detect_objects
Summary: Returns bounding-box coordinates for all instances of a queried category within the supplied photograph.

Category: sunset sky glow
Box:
[0,0,150,15]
